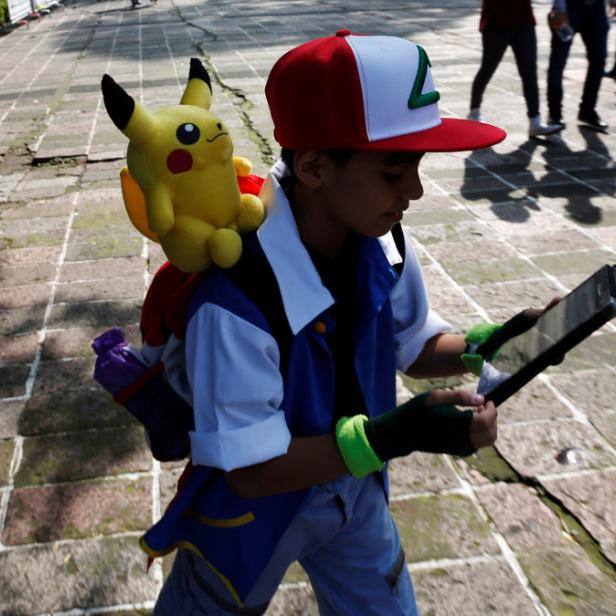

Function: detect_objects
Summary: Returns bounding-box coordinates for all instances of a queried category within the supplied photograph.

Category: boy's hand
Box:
[428,388,496,450]
[469,400,497,450]
[335,388,489,478]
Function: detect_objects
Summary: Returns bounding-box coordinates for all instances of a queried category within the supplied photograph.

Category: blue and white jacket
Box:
[141,160,448,607]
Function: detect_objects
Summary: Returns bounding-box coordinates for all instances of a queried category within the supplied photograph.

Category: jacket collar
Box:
[257,159,403,336]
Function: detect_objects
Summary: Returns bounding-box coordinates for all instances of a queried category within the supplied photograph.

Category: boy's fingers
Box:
[428,389,484,408]
[471,402,497,431]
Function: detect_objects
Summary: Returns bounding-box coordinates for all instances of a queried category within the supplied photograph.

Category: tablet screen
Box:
[490,274,597,375]
[478,265,615,400]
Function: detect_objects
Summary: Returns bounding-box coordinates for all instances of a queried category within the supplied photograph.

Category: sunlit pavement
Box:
[0,1,615,613]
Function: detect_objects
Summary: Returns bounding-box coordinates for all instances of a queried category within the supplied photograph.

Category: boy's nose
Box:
[399,168,423,201]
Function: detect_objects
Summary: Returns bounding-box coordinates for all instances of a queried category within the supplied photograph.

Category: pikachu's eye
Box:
[176,123,200,145]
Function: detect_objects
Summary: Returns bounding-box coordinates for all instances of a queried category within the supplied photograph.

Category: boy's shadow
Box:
[460,129,613,226]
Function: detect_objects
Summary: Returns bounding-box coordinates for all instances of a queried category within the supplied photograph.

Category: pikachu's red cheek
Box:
[167,149,193,174]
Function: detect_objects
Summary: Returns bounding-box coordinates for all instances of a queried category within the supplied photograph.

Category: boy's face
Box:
[319,150,424,239]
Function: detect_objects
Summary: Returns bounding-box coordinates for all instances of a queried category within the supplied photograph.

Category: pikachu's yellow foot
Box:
[209,229,242,269]
[236,194,265,233]
[233,156,252,178]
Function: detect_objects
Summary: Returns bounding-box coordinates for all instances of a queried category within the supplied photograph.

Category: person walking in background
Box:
[547,0,614,132]
[468,0,561,138]
[605,2,616,78]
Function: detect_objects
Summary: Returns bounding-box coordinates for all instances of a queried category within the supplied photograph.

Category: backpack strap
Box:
[391,222,406,277]
[225,237,293,372]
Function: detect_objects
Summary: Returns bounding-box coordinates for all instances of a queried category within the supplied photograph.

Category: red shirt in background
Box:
[479,0,536,31]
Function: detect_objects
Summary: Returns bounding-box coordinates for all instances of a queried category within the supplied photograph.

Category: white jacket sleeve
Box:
[390,229,450,372]
[185,302,291,471]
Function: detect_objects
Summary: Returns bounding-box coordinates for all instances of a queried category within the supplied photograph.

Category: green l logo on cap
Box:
[407,45,440,109]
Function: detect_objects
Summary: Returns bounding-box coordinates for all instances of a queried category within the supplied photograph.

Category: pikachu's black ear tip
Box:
[189,58,212,91]
[101,74,135,131]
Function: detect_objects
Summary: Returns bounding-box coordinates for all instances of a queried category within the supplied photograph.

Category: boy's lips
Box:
[387,207,407,221]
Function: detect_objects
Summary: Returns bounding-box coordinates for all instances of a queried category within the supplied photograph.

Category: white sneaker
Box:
[529,115,562,137]
[467,108,481,121]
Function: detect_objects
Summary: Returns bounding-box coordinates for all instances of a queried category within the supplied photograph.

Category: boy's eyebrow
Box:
[383,151,425,165]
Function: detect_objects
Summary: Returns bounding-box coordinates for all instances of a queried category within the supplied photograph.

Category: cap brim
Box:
[355,118,506,153]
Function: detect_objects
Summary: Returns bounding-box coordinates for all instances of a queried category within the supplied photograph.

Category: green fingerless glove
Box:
[335,393,475,478]
[462,323,502,376]
[462,310,541,376]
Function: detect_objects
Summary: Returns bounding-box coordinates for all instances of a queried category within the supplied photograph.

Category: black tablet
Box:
[478,264,616,406]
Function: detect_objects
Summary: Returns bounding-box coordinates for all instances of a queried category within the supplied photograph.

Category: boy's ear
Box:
[294,151,332,189]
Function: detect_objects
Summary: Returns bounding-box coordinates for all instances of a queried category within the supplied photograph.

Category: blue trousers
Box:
[547,0,609,119]
[153,473,417,615]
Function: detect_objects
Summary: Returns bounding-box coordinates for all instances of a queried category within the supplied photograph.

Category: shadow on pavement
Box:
[460,128,614,226]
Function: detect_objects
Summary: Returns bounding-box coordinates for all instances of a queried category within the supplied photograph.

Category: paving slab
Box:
[412,559,539,615]
[0,536,158,614]
[542,469,616,564]
[497,419,616,479]
[392,494,500,563]
[3,477,152,545]
[1,0,615,613]
[519,543,616,616]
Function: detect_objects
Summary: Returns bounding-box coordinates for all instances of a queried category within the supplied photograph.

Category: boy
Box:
[148,32,507,615]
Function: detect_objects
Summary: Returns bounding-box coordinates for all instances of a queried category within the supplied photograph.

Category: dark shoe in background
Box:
[577,110,608,132]
[548,116,567,131]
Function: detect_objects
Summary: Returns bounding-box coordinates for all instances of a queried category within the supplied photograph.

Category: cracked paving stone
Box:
[2,477,152,545]
[476,482,565,552]
[0,536,158,614]
[542,469,616,563]
[519,543,616,615]
[413,559,538,615]
[391,494,499,563]
[497,420,616,478]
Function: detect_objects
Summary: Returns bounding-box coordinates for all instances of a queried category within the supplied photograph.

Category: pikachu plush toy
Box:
[101,58,265,272]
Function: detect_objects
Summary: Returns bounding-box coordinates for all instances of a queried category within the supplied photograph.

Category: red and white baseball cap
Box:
[266,30,506,152]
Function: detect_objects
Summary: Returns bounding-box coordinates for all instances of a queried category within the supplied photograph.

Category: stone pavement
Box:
[0,0,615,613]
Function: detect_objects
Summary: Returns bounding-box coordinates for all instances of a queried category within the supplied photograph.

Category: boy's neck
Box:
[291,184,348,259]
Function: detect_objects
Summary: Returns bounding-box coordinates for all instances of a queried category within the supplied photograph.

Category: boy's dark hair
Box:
[280,147,356,179]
